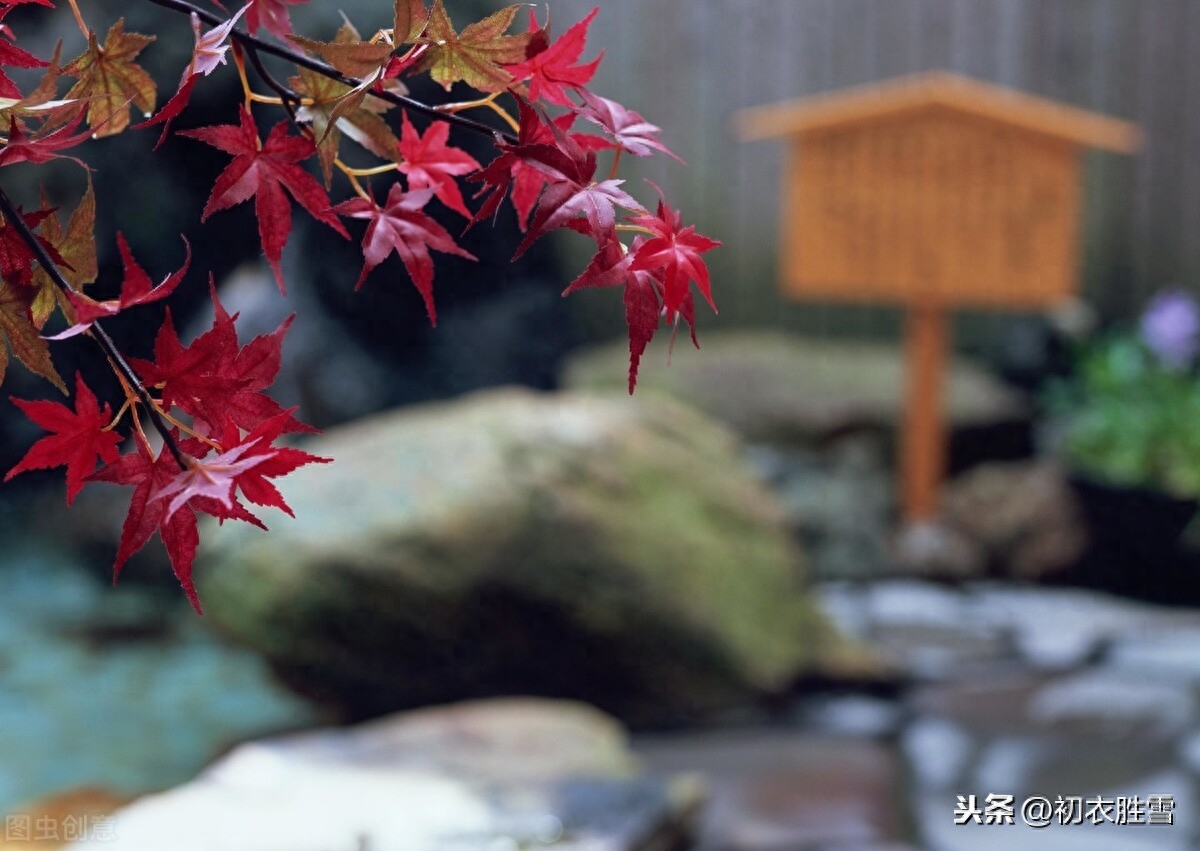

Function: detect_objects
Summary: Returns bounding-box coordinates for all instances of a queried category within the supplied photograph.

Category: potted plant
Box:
[1045,290,1200,588]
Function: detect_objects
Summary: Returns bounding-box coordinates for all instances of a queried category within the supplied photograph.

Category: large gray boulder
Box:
[563,331,1027,445]
[198,389,832,724]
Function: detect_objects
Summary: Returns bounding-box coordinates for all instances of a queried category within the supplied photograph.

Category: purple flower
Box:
[1141,289,1200,368]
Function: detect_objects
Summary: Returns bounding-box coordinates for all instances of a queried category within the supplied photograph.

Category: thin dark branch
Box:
[0,187,189,470]
[143,0,519,144]
[243,45,300,124]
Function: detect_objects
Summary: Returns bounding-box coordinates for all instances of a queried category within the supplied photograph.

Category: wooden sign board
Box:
[784,113,1079,307]
[737,73,1140,520]
[740,72,1141,308]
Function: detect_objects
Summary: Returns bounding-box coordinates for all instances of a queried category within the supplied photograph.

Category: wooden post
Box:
[901,303,948,520]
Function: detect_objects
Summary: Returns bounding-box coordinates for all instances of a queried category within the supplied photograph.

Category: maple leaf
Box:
[467,98,607,231]
[627,192,721,317]
[506,7,602,108]
[393,0,429,45]
[5,371,121,504]
[290,25,394,80]
[397,111,480,218]
[508,113,645,257]
[31,178,96,327]
[466,96,545,228]
[89,438,204,612]
[0,205,63,289]
[289,23,400,185]
[291,67,397,186]
[180,106,348,292]
[245,0,306,39]
[51,232,190,338]
[62,19,156,137]
[0,42,77,127]
[561,230,630,295]
[0,279,65,392]
[623,262,663,394]
[130,282,314,436]
[575,90,682,162]
[137,7,247,148]
[0,6,48,100]
[414,0,532,92]
[333,183,477,325]
[0,111,93,168]
[156,409,328,520]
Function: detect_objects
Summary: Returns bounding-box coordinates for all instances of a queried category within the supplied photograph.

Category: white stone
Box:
[68,741,492,851]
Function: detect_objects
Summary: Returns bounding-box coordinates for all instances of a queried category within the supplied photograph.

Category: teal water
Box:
[0,542,318,814]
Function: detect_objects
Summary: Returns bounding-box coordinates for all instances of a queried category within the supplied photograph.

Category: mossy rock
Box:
[563,331,1027,445]
[199,388,833,725]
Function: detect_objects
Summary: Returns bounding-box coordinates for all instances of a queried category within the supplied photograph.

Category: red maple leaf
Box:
[138,5,247,147]
[180,106,348,293]
[245,0,306,39]
[334,183,476,325]
[52,232,191,338]
[506,7,602,108]
[469,99,609,231]
[0,206,63,289]
[396,112,480,219]
[89,437,204,612]
[5,372,122,505]
[157,409,328,520]
[564,231,703,393]
[575,90,682,162]
[510,113,645,257]
[131,283,313,436]
[627,192,721,317]
[0,6,48,100]
[466,97,547,228]
[0,112,93,168]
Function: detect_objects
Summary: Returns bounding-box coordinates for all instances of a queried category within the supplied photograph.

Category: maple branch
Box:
[243,45,301,124]
[0,187,190,471]
[142,0,519,144]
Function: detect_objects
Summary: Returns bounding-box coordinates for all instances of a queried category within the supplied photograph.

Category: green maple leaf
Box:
[290,66,400,187]
[32,178,97,328]
[415,0,531,92]
[0,281,64,392]
[63,20,156,137]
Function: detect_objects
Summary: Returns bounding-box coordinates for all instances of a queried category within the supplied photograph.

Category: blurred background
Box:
[1,1,1199,849]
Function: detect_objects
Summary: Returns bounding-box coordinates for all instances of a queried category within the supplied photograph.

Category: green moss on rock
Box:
[199,388,831,725]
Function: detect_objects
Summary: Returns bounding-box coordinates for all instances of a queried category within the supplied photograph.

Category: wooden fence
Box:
[540,0,1200,346]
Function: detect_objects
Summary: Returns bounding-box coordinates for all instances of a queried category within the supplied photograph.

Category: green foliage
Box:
[1047,329,1200,498]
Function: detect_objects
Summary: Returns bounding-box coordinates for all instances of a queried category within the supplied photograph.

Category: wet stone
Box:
[633,729,904,851]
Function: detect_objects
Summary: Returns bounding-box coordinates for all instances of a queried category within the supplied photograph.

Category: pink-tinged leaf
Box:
[506,7,602,107]
[135,6,246,146]
[515,176,642,258]
[157,408,329,520]
[5,372,121,504]
[334,183,477,326]
[157,442,270,519]
[180,107,348,292]
[397,112,480,218]
[575,90,682,162]
[52,233,191,338]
